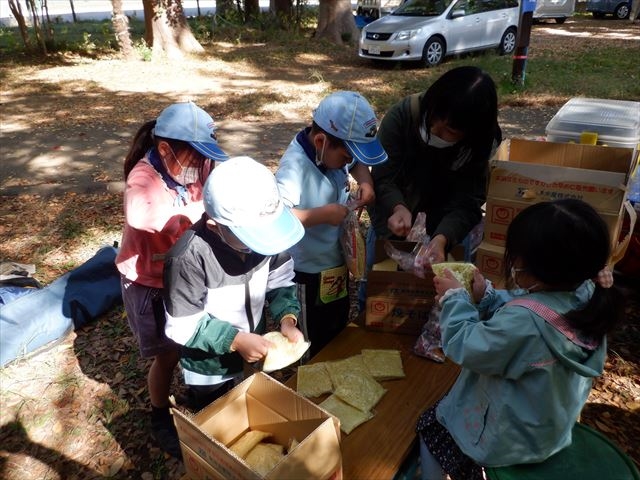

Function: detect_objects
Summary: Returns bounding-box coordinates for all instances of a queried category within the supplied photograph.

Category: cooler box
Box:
[546,98,640,150]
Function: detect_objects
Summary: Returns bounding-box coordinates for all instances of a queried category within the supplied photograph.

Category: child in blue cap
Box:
[116,101,228,459]
[275,91,388,357]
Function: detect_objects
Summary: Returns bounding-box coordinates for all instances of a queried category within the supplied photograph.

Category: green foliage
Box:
[134,38,152,61]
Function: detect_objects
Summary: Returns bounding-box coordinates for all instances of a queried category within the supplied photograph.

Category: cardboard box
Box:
[172,372,342,480]
[484,197,621,247]
[365,240,436,335]
[474,241,505,287]
[484,138,638,257]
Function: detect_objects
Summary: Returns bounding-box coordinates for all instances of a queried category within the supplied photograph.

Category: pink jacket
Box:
[115,158,206,288]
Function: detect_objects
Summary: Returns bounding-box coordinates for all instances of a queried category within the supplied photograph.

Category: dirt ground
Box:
[1,16,639,480]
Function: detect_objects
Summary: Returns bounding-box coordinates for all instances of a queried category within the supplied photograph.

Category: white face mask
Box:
[510,267,539,294]
[165,147,200,185]
[427,133,457,149]
[315,134,327,167]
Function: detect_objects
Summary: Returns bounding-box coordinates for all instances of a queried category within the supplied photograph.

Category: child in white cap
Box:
[275,91,388,356]
[162,156,306,409]
[116,101,228,459]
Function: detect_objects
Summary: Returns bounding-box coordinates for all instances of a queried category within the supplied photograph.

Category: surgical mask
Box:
[165,148,200,186]
[217,225,252,254]
[315,134,327,167]
[510,267,539,294]
[427,133,457,149]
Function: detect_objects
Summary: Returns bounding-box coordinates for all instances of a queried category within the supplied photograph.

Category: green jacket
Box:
[368,93,501,249]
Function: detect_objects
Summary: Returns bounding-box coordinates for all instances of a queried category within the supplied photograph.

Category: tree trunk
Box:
[141,0,204,60]
[316,0,359,44]
[69,0,77,22]
[216,0,235,18]
[111,0,135,59]
[270,0,293,20]
[245,0,260,20]
[26,0,47,54]
[7,0,32,51]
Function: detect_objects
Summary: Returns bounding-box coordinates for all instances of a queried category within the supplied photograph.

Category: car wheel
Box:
[499,27,517,55]
[422,37,445,67]
[614,3,630,18]
[555,16,567,23]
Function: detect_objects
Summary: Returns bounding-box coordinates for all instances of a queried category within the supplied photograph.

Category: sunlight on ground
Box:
[538,26,640,41]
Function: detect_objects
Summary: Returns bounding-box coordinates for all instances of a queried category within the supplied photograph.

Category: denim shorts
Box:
[120,276,179,358]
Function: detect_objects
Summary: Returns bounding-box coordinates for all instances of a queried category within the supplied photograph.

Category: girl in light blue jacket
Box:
[417,199,625,480]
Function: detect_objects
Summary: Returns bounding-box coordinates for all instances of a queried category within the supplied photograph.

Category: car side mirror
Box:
[450,8,466,17]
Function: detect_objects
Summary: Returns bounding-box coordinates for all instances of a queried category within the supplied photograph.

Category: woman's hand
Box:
[387,205,412,237]
[422,235,447,264]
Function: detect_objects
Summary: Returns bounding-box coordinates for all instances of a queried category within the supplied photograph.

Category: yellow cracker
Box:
[296,362,333,398]
[262,331,310,373]
[333,371,386,412]
[361,349,406,380]
[244,443,285,476]
[431,262,476,295]
[319,394,374,435]
[324,354,368,386]
[229,430,272,458]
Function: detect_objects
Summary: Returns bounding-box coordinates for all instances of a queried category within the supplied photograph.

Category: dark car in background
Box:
[586,0,632,18]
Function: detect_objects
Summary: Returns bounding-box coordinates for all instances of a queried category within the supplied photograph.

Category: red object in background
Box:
[615,206,640,279]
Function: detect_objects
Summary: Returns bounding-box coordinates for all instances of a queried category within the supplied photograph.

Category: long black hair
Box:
[420,65,500,162]
[504,199,624,338]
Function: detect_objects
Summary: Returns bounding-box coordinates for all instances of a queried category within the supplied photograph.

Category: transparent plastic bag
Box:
[383,212,432,277]
[412,304,445,363]
[340,209,367,280]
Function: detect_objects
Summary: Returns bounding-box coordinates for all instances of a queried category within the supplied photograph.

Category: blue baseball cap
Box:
[203,156,304,256]
[154,101,229,161]
[312,91,388,166]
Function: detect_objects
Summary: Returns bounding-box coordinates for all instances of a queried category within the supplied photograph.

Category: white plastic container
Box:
[546,98,640,150]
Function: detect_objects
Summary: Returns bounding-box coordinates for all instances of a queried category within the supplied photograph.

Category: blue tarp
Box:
[0,246,123,367]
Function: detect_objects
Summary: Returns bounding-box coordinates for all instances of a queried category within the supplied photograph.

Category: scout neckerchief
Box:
[147,147,189,207]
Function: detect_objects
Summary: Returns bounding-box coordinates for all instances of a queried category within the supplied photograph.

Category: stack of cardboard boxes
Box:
[476,138,638,286]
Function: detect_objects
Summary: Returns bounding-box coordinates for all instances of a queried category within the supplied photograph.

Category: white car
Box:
[359,0,520,67]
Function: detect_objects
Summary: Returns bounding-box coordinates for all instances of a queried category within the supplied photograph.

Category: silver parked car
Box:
[586,0,631,18]
[359,0,520,67]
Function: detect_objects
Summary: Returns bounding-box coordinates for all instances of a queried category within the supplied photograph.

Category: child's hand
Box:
[231,332,270,363]
[324,203,350,226]
[471,269,487,303]
[279,316,304,343]
[353,182,375,207]
[433,268,462,301]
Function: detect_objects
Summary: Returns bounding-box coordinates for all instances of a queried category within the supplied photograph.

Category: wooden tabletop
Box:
[286,323,461,480]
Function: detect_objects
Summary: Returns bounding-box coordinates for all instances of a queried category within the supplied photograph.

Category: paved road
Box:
[0,105,559,196]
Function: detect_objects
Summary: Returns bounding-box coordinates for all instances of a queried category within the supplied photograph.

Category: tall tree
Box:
[315,0,358,44]
[142,0,204,59]
[111,0,135,59]
[7,0,31,51]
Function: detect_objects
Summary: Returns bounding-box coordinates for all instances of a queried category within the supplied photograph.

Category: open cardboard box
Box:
[172,372,342,480]
[479,139,638,283]
[364,240,437,335]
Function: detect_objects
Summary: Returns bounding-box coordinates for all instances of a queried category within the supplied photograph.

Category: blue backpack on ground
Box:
[0,245,122,367]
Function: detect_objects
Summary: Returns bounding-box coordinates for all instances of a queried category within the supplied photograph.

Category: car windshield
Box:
[392,0,454,16]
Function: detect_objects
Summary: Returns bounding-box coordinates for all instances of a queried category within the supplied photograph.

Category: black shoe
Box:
[151,415,182,460]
